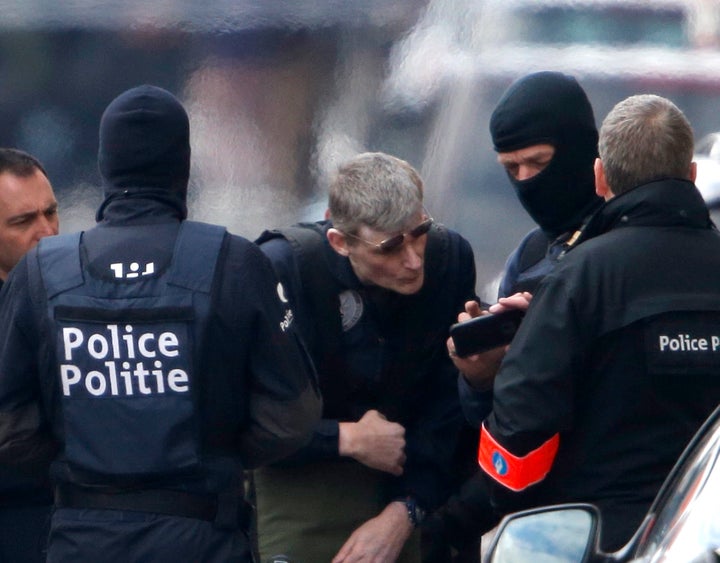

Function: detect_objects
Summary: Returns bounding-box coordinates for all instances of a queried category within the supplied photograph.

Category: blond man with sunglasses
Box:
[255,152,478,563]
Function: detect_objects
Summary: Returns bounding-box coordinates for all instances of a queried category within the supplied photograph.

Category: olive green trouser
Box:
[254,461,420,563]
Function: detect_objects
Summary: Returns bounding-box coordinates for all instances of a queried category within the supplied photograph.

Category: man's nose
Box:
[516,165,537,181]
[402,242,423,270]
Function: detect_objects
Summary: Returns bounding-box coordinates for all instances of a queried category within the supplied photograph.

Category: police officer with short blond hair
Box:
[476,94,720,552]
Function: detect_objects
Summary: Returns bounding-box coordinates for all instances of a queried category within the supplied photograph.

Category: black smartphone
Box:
[449,309,525,357]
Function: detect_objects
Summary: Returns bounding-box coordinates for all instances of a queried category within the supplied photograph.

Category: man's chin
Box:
[394,277,424,295]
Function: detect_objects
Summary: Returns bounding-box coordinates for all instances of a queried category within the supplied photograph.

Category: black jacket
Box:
[0,201,321,495]
[482,178,720,551]
[259,221,477,510]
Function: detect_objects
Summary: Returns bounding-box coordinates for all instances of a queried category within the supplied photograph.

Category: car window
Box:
[632,421,720,562]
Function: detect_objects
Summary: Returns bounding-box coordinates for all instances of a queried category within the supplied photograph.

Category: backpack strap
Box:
[273,223,344,362]
[260,223,350,412]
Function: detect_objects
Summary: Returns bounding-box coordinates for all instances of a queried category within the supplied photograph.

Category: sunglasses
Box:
[343,216,434,254]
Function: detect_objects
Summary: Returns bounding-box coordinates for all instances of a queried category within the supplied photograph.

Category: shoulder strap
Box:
[37,232,84,298]
[517,228,550,272]
[168,221,226,293]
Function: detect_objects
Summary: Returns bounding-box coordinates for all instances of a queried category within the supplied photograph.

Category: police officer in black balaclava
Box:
[490,71,602,297]
[0,84,320,562]
[449,72,603,415]
[95,84,190,224]
[424,73,603,561]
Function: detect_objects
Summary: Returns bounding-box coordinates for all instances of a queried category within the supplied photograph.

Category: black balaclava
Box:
[96,84,190,222]
[490,71,601,238]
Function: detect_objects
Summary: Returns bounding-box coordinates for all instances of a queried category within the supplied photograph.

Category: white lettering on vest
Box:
[659,333,712,352]
[60,323,190,397]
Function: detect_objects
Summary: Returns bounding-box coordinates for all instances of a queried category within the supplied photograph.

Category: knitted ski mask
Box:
[96,85,190,221]
[490,72,600,238]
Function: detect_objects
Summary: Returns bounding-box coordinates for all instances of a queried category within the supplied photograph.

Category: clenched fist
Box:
[339,410,406,475]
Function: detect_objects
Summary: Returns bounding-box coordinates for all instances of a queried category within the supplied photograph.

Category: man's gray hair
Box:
[328,152,424,235]
[599,94,694,195]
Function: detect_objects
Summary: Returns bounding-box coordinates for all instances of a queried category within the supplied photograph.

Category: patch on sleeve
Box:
[645,312,720,376]
[478,423,559,492]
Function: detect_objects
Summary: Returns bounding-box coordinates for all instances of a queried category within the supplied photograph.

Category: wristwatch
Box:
[404,496,426,527]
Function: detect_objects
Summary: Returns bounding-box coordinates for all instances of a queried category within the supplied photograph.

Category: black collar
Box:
[571,178,711,249]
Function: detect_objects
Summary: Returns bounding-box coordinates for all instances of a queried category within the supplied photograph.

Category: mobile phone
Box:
[449,309,525,357]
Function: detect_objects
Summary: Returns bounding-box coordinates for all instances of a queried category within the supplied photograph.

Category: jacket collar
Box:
[96,194,185,226]
[574,178,711,246]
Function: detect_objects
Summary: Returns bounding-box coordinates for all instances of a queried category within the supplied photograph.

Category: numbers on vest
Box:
[110,262,155,279]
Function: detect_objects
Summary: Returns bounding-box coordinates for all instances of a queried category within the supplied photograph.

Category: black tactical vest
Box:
[35,221,225,481]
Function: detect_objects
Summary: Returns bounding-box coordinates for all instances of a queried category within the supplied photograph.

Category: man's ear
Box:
[689,161,697,183]
[327,228,350,256]
[594,158,612,200]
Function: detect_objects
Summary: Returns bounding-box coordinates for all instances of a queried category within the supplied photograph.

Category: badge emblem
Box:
[339,290,363,331]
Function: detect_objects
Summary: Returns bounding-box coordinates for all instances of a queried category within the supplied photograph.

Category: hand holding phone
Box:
[449,309,525,358]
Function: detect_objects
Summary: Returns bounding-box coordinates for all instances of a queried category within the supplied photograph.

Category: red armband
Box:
[478,422,559,492]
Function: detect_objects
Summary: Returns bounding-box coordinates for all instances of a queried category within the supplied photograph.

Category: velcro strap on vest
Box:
[478,422,559,492]
[54,484,250,529]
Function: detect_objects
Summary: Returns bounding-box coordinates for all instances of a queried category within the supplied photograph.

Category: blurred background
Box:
[2,0,720,301]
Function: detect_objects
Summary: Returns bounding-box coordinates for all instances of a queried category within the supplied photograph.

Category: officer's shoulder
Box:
[219,231,271,265]
[255,232,296,266]
[257,223,328,262]
[224,231,259,251]
[565,228,621,261]
[550,232,617,282]
[515,227,550,253]
[501,228,541,267]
